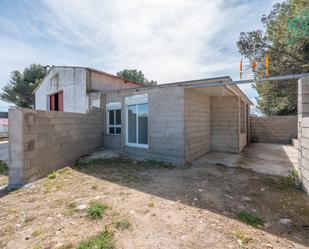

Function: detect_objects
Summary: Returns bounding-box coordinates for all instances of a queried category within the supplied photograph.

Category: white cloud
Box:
[0,0,279,110]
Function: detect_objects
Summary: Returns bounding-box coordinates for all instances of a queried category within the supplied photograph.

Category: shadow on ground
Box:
[73,156,309,247]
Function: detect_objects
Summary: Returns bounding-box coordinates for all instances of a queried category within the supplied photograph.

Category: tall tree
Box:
[1,64,47,108]
[116,69,157,86]
[237,0,309,115]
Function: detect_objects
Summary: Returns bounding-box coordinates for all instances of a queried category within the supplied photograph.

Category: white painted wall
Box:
[35,67,88,113]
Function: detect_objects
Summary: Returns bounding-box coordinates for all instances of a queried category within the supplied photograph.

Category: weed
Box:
[266,170,301,191]
[91,184,98,190]
[33,246,42,249]
[114,219,131,230]
[0,160,8,175]
[77,230,114,249]
[48,171,58,179]
[148,198,155,208]
[57,167,72,175]
[237,212,264,227]
[233,228,252,246]
[0,178,8,186]
[31,230,43,237]
[57,244,74,249]
[87,201,108,219]
[144,159,174,169]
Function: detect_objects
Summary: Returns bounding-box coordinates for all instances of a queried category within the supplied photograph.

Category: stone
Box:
[242,196,252,202]
[279,218,292,225]
[74,204,87,211]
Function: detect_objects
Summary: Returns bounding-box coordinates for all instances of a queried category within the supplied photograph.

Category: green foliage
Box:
[144,159,174,169]
[267,170,301,190]
[237,212,264,227]
[233,229,252,245]
[114,219,131,230]
[1,64,47,108]
[31,230,43,237]
[237,0,309,115]
[87,201,108,220]
[0,160,8,175]
[116,69,157,86]
[77,230,114,249]
[47,171,58,179]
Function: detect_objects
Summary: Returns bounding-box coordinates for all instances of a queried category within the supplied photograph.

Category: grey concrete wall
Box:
[35,67,88,113]
[298,77,309,194]
[299,117,309,193]
[210,96,239,153]
[9,108,104,186]
[89,70,142,92]
[184,89,210,161]
[250,116,297,143]
[104,86,185,164]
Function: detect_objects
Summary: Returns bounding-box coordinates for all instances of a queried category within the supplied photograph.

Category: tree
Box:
[116,69,157,86]
[1,64,47,108]
[237,0,309,115]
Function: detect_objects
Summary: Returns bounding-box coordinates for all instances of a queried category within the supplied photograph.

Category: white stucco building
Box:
[33,66,143,113]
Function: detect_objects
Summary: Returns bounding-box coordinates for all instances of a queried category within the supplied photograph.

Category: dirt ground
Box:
[0,157,309,249]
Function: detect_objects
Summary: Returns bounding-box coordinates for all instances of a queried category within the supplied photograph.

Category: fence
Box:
[250,116,297,143]
[9,108,104,186]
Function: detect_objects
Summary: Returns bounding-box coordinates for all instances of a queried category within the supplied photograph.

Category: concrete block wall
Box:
[184,89,210,161]
[9,108,104,186]
[210,96,239,153]
[298,77,309,194]
[250,116,297,143]
[299,117,309,193]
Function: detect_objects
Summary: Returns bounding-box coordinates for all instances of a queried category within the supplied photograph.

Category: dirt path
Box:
[0,158,308,249]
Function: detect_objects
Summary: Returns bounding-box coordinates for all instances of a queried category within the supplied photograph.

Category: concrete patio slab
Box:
[195,143,298,177]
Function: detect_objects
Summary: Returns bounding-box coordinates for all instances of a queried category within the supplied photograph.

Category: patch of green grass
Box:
[33,245,42,249]
[237,212,264,227]
[233,228,252,245]
[87,201,108,220]
[144,159,174,169]
[0,160,8,175]
[31,230,43,237]
[47,171,58,179]
[77,230,114,249]
[114,219,131,230]
[266,170,301,191]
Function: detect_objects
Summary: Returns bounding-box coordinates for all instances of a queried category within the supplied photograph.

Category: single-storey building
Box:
[34,66,252,164]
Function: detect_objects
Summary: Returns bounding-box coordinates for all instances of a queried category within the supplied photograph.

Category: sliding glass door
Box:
[127,103,148,148]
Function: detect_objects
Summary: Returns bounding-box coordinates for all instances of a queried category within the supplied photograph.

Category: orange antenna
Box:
[240,59,243,80]
[265,51,269,78]
[251,59,256,72]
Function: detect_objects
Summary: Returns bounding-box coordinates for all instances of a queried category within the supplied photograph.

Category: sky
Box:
[0,0,282,112]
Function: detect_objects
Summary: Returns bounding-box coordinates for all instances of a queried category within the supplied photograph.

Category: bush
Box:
[114,219,131,230]
[87,201,108,220]
[77,230,114,249]
[237,212,264,227]
[47,171,58,179]
[0,160,8,175]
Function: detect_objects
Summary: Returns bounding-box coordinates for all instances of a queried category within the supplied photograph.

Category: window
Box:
[125,94,148,148]
[49,92,63,111]
[108,109,121,135]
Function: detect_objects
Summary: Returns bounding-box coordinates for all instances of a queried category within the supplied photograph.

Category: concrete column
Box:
[8,109,25,187]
